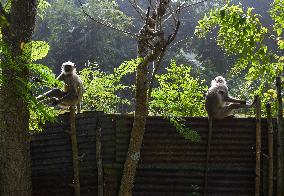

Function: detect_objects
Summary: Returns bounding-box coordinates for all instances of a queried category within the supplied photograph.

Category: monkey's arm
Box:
[221,91,246,104]
[56,73,65,81]
[225,96,246,104]
[52,83,78,106]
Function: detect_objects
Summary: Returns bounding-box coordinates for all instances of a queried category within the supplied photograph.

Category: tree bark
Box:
[0,1,37,195]
[118,57,149,196]
[118,1,180,195]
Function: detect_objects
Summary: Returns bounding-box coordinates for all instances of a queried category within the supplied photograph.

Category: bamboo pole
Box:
[204,117,213,196]
[96,124,103,196]
[266,103,274,196]
[70,106,81,196]
[255,96,261,196]
[276,76,283,196]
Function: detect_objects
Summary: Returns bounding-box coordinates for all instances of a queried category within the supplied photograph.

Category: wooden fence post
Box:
[276,76,283,196]
[266,103,274,196]
[96,120,103,196]
[70,106,81,196]
[255,96,261,196]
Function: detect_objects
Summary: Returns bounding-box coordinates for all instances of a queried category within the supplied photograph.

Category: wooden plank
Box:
[266,103,274,196]
[255,96,261,196]
[96,125,104,196]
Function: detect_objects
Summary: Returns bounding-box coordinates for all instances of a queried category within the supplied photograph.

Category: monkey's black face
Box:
[215,76,225,84]
[64,65,73,73]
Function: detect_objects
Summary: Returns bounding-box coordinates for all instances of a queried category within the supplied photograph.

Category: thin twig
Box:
[77,0,139,38]
[133,0,147,15]
[169,4,177,24]
[148,49,166,99]
[147,0,155,11]
[182,0,208,9]
[169,36,193,49]
[128,0,146,20]
[167,21,180,44]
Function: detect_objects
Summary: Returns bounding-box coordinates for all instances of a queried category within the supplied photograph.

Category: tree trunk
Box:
[119,57,149,196]
[118,1,176,194]
[0,1,37,195]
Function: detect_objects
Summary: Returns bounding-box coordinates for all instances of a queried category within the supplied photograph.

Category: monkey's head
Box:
[62,61,76,75]
[211,76,227,86]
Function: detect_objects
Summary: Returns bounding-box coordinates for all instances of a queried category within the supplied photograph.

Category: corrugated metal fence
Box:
[31,111,272,196]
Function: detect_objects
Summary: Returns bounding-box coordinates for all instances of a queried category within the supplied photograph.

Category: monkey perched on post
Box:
[205,76,252,119]
[203,76,255,196]
[36,61,83,113]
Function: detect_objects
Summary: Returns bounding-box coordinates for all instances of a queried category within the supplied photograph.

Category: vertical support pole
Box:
[255,96,261,196]
[276,76,283,196]
[204,117,212,196]
[96,122,103,196]
[266,103,274,196]
[70,106,81,196]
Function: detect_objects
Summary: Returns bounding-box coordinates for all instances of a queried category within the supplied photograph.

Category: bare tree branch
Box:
[128,0,146,20]
[169,36,193,49]
[77,0,139,38]
[147,0,156,11]
[148,49,166,98]
[168,4,177,24]
[182,0,208,9]
[167,21,180,44]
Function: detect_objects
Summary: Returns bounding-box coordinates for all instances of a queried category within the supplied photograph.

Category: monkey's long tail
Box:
[204,117,212,196]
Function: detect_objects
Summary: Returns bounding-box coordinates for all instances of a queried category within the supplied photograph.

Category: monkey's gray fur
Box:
[203,76,255,195]
[205,76,250,119]
[36,61,83,113]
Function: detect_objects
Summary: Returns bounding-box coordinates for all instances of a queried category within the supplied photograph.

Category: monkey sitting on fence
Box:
[203,76,256,195]
[205,76,255,119]
[36,61,83,113]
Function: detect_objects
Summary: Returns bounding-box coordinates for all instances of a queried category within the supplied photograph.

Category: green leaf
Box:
[220,9,226,19]
[22,41,50,62]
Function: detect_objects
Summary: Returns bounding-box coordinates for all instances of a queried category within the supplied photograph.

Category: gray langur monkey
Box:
[36,61,83,113]
[203,76,255,196]
[205,76,251,119]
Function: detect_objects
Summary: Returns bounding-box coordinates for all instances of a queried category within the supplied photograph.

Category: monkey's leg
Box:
[77,103,81,113]
[225,97,246,104]
[214,103,245,119]
[36,88,66,101]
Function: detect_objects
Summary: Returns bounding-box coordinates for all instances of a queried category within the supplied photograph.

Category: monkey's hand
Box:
[250,97,258,106]
[51,98,60,106]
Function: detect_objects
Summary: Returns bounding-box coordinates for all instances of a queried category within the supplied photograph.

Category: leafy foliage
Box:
[22,41,60,130]
[80,59,138,113]
[83,0,133,30]
[37,0,51,19]
[195,1,283,114]
[22,41,50,62]
[149,60,207,141]
[270,0,284,49]
[0,38,59,130]
[34,0,135,71]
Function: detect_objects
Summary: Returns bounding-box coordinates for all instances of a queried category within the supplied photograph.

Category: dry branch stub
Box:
[70,106,81,196]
